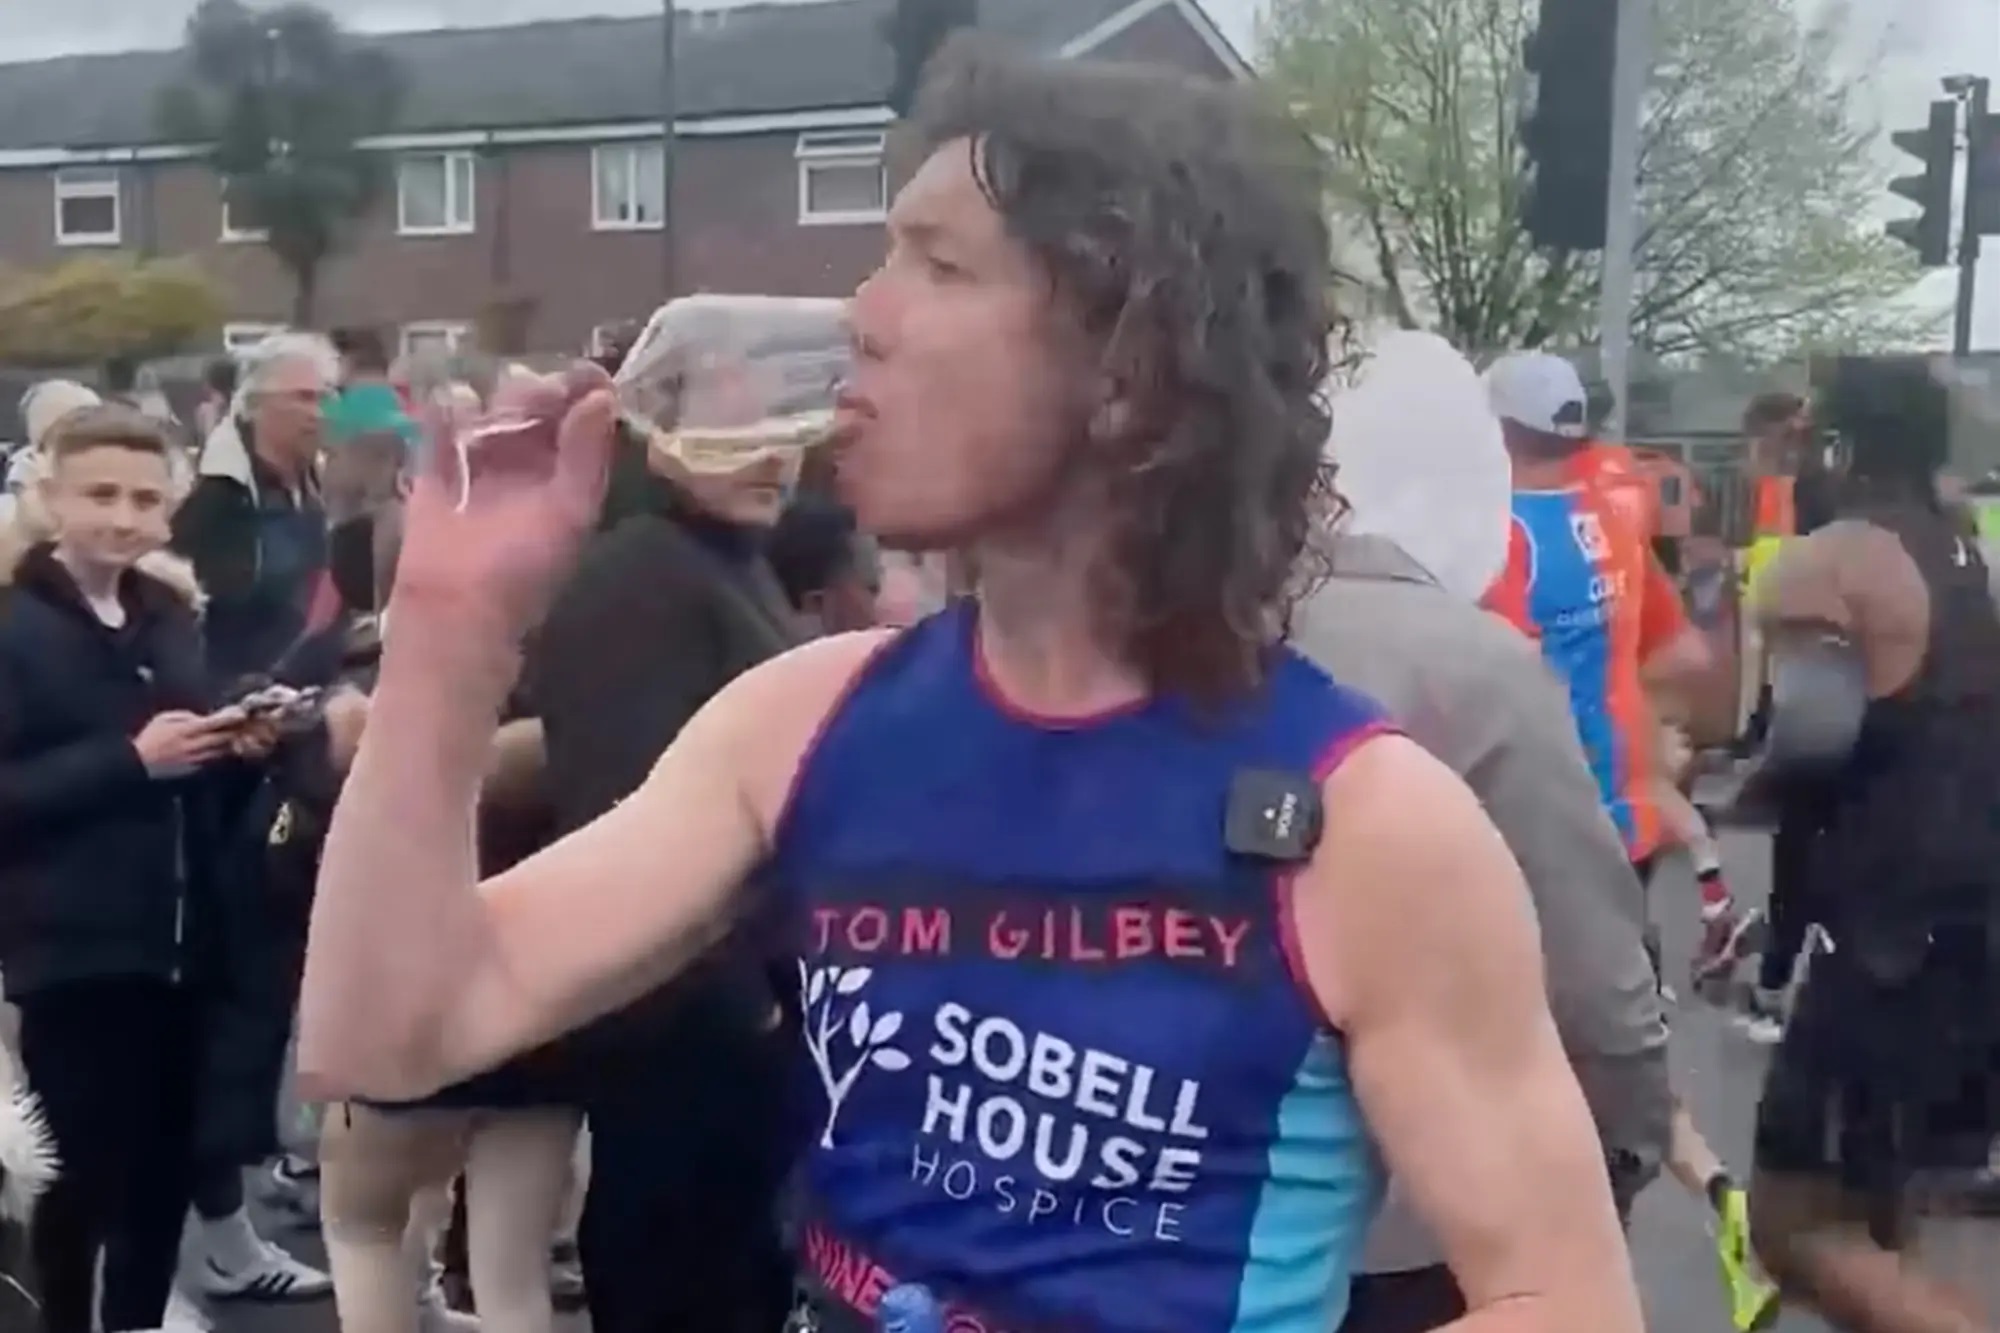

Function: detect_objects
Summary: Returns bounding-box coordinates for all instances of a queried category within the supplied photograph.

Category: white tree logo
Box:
[798,961,910,1147]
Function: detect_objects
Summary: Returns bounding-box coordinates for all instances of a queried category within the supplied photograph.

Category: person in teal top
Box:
[321,381,418,616]
[324,382,418,452]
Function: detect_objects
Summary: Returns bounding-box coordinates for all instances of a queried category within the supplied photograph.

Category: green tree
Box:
[160,0,403,328]
[1263,0,1943,361]
[0,258,223,366]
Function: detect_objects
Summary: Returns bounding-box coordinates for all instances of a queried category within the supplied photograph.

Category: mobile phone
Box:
[233,685,325,730]
[233,685,297,718]
[273,688,329,733]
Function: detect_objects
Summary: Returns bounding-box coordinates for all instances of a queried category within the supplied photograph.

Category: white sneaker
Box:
[163,1286,215,1333]
[1733,986,1788,1045]
[196,1235,332,1302]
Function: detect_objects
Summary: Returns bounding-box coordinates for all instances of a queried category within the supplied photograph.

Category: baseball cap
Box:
[1485,352,1588,439]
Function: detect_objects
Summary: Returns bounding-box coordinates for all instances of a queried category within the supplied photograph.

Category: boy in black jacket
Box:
[0,406,261,1333]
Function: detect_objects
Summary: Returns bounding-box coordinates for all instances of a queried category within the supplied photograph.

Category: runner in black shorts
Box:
[1746,357,2000,1333]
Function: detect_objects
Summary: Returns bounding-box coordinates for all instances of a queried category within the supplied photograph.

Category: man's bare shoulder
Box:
[707,629,900,737]
[1298,732,1530,1022]
[1757,520,1907,630]
[1317,728,1451,822]
[749,628,901,689]
[697,629,903,827]
[1781,517,1907,563]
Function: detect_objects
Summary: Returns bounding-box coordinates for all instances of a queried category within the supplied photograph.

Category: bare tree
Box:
[1264,0,1943,360]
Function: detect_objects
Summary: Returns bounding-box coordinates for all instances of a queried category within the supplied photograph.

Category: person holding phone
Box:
[0,405,260,1333]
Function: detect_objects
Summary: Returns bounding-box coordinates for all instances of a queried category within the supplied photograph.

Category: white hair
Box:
[234,331,340,412]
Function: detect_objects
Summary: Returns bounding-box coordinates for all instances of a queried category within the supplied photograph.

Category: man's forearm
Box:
[298,616,518,1099]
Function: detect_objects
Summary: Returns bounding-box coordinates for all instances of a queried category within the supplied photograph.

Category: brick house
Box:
[0,0,1246,358]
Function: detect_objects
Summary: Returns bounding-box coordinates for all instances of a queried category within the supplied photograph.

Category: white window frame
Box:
[219,184,269,243]
[795,130,888,227]
[396,152,477,236]
[588,322,631,357]
[591,143,665,231]
[222,322,286,354]
[399,321,472,359]
[53,167,122,246]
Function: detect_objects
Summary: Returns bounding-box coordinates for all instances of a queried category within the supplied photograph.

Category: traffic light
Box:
[1519,0,1618,252]
[1886,99,1957,267]
[885,0,978,118]
[1971,111,2000,237]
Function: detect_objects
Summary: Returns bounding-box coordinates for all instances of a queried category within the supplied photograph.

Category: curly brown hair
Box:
[908,38,1340,708]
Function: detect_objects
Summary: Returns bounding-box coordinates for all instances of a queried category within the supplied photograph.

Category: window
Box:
[54,167,121,246]
[796,131,887,226]
[220,184,268,243]
[400,322,471,359]
[589,321,634,358]
[223,323,285,353]
[397,152,476,235]
[592,144,665,230]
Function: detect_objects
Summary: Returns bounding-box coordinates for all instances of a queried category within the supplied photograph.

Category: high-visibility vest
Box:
[1743,475,1796,595]
[1973,497,2000,545]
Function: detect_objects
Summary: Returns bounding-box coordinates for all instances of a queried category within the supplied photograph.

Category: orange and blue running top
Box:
[1484,456,1689,860]
[1572,442,1660,537]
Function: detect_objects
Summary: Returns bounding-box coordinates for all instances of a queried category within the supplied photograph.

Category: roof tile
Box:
[0,0,1144,151]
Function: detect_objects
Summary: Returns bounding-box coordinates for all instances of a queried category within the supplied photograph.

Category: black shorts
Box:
[1339,1266,1467,1333]
[1753,931,1999,1190]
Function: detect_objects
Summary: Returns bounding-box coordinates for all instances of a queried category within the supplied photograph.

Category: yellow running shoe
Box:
[1713,1183,1782,1331]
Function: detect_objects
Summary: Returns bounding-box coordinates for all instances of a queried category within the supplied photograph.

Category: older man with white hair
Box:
[167,333,337,1314]
[172,331,338,685]
[1294,333,1672,1333]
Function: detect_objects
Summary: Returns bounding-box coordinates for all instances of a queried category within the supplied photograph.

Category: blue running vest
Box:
[769,603,1389,1333]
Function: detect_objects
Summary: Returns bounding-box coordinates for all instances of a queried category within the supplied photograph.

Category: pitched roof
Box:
[0,0,1148,152]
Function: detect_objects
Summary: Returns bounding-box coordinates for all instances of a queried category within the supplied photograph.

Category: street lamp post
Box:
[1597,0,1651,441]
[660,0,679,299]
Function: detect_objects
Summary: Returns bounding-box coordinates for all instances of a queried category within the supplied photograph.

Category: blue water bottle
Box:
[877,1283,944,1333]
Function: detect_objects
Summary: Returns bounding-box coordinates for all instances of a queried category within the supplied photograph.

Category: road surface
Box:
[215,829,1995,1333]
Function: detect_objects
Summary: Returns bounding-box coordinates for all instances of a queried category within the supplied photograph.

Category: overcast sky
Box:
[2,0,1995,343]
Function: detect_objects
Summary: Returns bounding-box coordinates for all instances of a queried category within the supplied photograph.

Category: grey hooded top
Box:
[1294,533,1672,1275]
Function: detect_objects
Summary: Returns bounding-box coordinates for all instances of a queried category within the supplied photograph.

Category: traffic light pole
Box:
[1955,77,1989,357]
[1597,0,1651,440]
